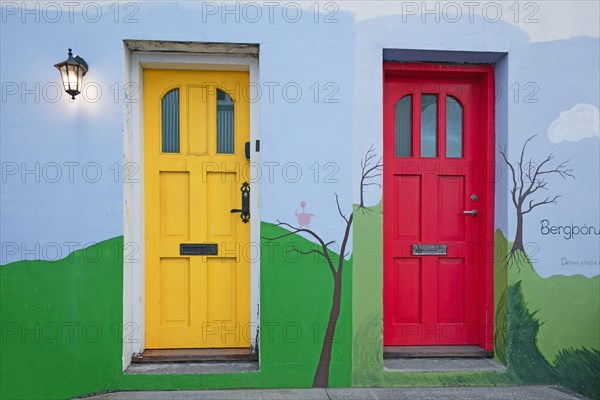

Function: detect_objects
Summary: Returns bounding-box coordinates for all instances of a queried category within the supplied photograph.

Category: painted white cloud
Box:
[547,104,600,144]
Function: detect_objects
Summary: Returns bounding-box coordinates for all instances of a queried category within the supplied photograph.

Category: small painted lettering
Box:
[540,219,600,240]
[561,258,599,267]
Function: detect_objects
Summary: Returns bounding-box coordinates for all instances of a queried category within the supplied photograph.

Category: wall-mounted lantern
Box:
[54,49,88,100]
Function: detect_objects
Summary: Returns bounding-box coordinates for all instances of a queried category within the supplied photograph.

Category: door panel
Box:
[438,258,465,323]
[207,172,235,237]
[187,86,209,155]
[438,175,465,240]
[394,258,422,323]
[160,258,190,326]
[394,175,421,240]
[384,64,491,347]
[144,70,250,349]
[160,172,190,239]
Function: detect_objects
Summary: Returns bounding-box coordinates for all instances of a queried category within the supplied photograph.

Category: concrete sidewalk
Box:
[81,385,589,400]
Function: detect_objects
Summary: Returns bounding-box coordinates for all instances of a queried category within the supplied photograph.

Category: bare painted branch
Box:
[523,195,561,214]
[286,246,327,259]
[359,144,383,208]
[262,220,337,276]
[335,193,349,224]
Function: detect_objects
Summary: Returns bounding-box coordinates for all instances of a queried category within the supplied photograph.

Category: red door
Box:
[383,62,495,348]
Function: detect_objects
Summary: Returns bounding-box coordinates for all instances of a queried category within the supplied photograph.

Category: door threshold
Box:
[126,361,259,375]
[132,348,257,363]
[384,357,505,373]
[384,345,493,358]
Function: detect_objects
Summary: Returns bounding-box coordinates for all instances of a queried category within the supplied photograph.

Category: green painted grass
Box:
[257,222,353,388]
[1,237,124,400]
[2,216,598,399]
[493,230,509,364]
[1,223,353,399]
[351,203,599,399]
[352,202,384,380]
[554,347,600,399]
[503,232,600,363]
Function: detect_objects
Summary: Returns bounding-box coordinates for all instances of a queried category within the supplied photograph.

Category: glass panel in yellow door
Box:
[144,70,250,349]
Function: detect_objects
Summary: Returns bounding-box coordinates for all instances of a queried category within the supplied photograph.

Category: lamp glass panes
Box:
[54,49,87,100]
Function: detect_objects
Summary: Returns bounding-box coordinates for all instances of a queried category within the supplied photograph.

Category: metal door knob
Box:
[463,210,478,216]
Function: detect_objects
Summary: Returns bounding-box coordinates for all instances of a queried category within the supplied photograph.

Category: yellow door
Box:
[144,70,250,349]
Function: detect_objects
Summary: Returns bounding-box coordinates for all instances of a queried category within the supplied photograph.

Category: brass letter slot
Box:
[412,244,448,256]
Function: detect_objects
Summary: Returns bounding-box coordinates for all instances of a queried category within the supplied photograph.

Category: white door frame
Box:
[122,41,260,370]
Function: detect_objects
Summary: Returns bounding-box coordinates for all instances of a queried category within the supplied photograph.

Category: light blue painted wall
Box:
[1,2,598,278]
[506,38,600,277]
[1,2,356,262]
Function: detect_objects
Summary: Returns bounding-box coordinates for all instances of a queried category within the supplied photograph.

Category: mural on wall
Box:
[352,206,600,399]
[263,146,382,388]
[1,1,599,399]
[497,114,599,400]
[0,238,126,400]
[350,18,599,398]
[500,230,600,400]
[548,104,599,144]
[358,146,383,209]
[349,138,599,398]
[1,230,354,399]
[499,135,575,262]
[527,103,600,278]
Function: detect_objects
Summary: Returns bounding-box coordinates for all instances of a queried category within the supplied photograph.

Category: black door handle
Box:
[230,182,250,223]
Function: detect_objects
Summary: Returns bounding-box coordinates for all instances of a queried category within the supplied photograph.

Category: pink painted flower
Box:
[295,201,316,228]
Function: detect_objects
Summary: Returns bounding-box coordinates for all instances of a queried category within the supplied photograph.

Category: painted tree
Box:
[262,146,382,388]
[359,145,383,209]
[500,135,574,259]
